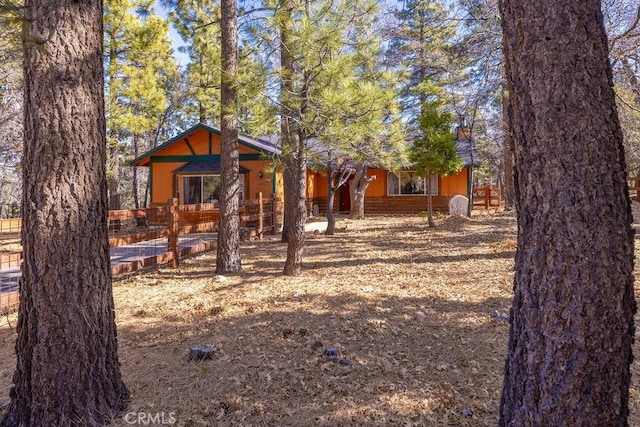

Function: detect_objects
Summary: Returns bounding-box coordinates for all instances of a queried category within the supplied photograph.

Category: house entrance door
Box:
[339,180,351,212]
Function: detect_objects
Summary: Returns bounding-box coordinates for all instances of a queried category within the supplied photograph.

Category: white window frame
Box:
[387,171,438,196]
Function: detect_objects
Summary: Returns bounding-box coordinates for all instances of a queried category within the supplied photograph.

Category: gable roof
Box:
[129,123,281,166]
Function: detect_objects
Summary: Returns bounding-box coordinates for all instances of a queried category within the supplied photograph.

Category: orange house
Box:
[306,128,479,214]
[130,123,283,206]
[132,123,478,214]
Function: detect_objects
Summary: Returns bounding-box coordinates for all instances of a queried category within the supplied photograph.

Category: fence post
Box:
[167,197,179,268]
[484,185,489,209]
[271,193,280,233]
[256,192,264,239]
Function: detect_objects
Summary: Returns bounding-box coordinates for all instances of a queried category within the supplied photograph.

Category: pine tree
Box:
[167,0,222,124]
[385,0,456,118]
[121,12,177,208]
[105,0,178,208]
[499,1,636,424]
[409,101,463,227]
[2,0,130,423]
[271,0,392,274]
[319,66,405,227]
[216,0,242,273]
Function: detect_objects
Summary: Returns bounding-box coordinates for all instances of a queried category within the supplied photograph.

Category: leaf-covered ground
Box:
[1,211,639,426]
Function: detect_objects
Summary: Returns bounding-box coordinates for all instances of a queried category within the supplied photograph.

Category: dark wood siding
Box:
[310,195,452,214]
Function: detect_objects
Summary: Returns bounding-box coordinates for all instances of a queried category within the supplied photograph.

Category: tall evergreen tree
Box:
[319,67,405,227]
[2,0,130,423]
[272,0,387,274]
[105,0,177,208]
[385,0,456,119]
[276,0,306,275]
[499,0,636,424]
[409,101,463,227]
[105,0,139,209]
[122,12,177,208]
[167,0,222,124]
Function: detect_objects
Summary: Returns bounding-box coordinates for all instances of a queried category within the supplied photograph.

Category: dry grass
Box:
[0,210,639,426]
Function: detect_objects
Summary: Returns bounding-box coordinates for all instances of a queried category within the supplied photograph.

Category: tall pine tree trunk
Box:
[426,173,435,228]
[325,161,337,235]
[2,0,129,424]
[279,0,294,245]
[279,0,308,276]
[499,1,636,425]
[325,188,336,235]
[216,0,241,273]
[282,149,307,276]
[106,40,120,211]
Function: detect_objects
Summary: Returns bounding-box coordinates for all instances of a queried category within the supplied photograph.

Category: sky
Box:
[155,0,408,68]
[153,4,190,66]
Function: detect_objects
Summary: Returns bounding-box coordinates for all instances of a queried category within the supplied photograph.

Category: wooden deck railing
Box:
[472,186,502,210]
[0,193,282,311]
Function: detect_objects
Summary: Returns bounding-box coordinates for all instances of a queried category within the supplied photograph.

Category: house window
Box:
[387,171,438,196]
[182,175,244,204]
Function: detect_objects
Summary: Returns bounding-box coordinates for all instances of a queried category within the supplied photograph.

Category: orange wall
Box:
[440,168,469,196]
[243,160,278,199]
[314,172,329,196]
[365,169,388,197]
[307,167,469,199]
[152,162,182,203]
[307,170,328,199]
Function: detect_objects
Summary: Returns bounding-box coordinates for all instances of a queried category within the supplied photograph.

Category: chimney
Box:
[457,125,471,141]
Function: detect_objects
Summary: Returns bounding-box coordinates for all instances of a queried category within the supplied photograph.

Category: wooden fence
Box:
[472,186,502,210]
[0,193,282,311]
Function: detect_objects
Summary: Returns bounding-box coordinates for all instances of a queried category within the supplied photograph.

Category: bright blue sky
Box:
[153,4,189,66]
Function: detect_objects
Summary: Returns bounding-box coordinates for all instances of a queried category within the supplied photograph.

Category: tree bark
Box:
[2,0,130,425]
[349,163,375,220]
[426,173,435,227]
[132,133,140,209]
[325,188,336,235]
[279,0,307,276]
[279,0,294,245]
[499,1,636,425]
[216,0,242,274]
[325,161,337,235]
[282,149,307,276]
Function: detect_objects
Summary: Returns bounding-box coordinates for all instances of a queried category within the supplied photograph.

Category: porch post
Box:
[257,192,264,239]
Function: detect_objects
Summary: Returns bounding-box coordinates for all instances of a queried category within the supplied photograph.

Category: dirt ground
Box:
[1,210,639,426]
